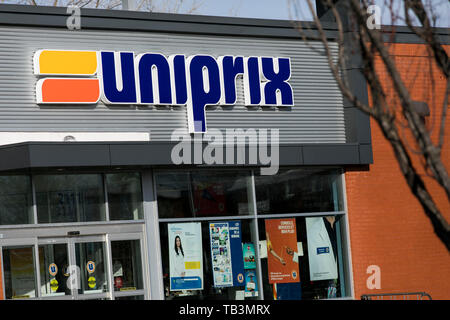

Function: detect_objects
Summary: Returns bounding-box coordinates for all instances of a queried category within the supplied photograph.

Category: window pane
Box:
[160,219,260,300]
[0,176,33,225]
[156,170,254,218]
[254,169,343,214]
[2,246,37,299]
[35,174,106,223]
[111,240,143,291]
[75,242,109,294]
[258,216,346,300]
[155,172,191,218]
[107,173,143,220]
[39,244,70,297]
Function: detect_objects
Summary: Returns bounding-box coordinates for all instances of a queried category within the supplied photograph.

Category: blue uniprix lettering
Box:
[219,56,244,104]
[137,53,172,104]
[187,55,221,133]
[97,51,293,133]
[100,51,137,104]
[261,57,294,105]
[243,57,262,105]
[169,54,188,105]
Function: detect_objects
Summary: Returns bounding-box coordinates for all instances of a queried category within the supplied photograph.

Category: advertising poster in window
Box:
[244,269,258,297]
[209,221,245,288]
[209,222,233,287]
[228,221,245,287]
[265,218,300,284]
[242,243,256,269]
[168,222,203,291]
[305,217,338,281]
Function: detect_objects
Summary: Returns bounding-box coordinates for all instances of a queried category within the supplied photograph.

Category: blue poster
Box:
[209,221,245,288]
[274,282,302,300]
[229,221,245,287]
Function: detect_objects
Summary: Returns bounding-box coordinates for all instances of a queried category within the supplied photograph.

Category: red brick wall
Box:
[345,43,450,300]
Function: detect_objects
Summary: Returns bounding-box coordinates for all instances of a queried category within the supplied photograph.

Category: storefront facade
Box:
[0,4,375,300]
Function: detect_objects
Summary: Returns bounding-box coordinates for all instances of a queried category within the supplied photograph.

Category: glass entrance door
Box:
[2,246,37,299]
[73,235,109,299]
[37,235,110,300]
[109,237,145,299]
[2,228,147,300]
[38,239,71,298]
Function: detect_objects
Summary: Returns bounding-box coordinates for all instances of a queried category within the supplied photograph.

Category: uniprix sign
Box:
[34,50,294,133]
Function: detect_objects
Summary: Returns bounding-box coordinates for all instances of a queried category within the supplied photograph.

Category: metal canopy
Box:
[0,141,370,172]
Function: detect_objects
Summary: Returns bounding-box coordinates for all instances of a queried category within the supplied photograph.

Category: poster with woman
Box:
[265,218,300,284]
[168,222,203,291]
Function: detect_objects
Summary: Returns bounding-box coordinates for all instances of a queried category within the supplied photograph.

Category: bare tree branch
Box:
[404,0,449,78]
[296,0,450,250]
[348,0,450,201]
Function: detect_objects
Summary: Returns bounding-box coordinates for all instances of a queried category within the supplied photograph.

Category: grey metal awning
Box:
[0,141,371,172]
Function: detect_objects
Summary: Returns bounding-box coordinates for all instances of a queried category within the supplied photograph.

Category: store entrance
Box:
[1,223,147,300]
[39,234,110,299]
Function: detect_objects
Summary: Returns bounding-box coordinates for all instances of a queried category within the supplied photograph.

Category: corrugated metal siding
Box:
[0,26,345,143]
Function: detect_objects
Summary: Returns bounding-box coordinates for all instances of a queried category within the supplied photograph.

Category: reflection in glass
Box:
[2,246,37,299]
[111,240,143,291]
[75,242,108,294]
[39,244,70,297]
[155,170,253,218]
[155,172,190,218]
[107,173,143,220]
[0,176,33,225]
[254,169,343,214]
[35,174,106,223]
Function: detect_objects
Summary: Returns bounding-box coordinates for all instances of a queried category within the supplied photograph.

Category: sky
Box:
[1,0,449,27]
[189,0,307,20]
[168,0,450,27]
